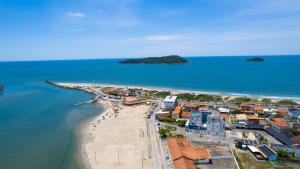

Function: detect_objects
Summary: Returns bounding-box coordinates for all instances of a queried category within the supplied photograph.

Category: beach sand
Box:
[83,100,152,169]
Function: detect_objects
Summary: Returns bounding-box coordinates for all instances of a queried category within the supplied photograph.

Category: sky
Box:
[0,0,300,61]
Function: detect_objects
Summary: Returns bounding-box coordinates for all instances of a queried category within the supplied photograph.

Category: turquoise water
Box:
[0,55,300,169]
[0,82,101,169]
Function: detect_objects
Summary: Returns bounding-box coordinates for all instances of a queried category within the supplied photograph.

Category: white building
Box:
[163,96,177,110]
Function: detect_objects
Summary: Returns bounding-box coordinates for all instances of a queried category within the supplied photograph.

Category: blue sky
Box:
[0,0,300,61]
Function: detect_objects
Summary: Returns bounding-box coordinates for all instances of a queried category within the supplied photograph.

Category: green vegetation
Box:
[176,93,222,102]
[234,151,291,169]
[230,97,254,104]
[257,133,268,144]
[276,100,299,106]
[159,117,187,127]
[195,94,222,102]
[154,91,171,98]
[158,128,170,138]
[245,57,265,62]
[119,55,188,64]
[260,99,272,104]
[273,112,283,118]
[276,149,295,159]
[176,93,195,100]
[231,109,242,114]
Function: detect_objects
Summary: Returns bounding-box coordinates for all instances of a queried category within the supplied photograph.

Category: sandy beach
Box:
[83,100,152,169]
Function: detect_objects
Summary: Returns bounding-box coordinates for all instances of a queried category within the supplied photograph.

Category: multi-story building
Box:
[185,110,225,136]
[163,96,177,110]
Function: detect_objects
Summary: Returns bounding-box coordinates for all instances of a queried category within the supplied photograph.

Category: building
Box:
[254,106,264,114]
[167,137,211,169]
[240,103,254,114]
[155,110,171,119]
[186,110,225,136]
[218,107,230,114]
[183,102,209,112]
[206,115,225,136]
[181,111,191,119]
[172,106,182,119]
[272,118,288,128]
[247,145,266,160]
[288,109,300,118]
[265,126,295,145]
[277,107,289,117]
[247,115,260,124]
[188,111,203,130]
[236,114,247,126]
[258,145,278,161]
[163,96,177,110]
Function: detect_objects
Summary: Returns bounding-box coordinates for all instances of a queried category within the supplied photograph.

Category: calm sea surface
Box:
[0,56,300,169]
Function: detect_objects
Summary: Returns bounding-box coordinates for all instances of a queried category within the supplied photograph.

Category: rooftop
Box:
[167,138,211,169]
[272,118,288,128]
[164,96,177,102]
[236,114,247,121]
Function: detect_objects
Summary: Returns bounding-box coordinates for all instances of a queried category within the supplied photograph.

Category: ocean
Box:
[0,55,300,169]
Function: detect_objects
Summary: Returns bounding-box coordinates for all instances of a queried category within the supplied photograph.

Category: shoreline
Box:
[47,81,299,169]
[51,81,300,103]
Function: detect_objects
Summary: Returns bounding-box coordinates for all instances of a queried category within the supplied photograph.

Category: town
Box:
[52,82,300,169]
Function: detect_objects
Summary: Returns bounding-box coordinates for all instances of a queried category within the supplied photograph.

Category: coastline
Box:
[52,81,300,103]
[47,81,299,169]
[50,81,152,169]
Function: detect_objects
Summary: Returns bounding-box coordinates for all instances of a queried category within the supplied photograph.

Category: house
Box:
[272,118,288,128]
[172,106,182,119]
[183,102,209,112]
[254,106,264,114]
[167,137,211,169]
[181,111,191,119]
[258,145,278,161]
[236,114,247,125]
[218,107,230,114]
[247,115,260,124]
[277,107,289,117]
[164,96,177,110]
[240,103,254,114]
[155,110,171,119]
[221,114,231,128]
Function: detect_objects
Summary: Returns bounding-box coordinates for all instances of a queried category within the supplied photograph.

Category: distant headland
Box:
[245,57,265,62]
[119,55,188,64]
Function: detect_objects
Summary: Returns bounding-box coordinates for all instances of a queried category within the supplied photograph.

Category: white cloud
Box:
[65,12,85,18]
[145,35,182,41]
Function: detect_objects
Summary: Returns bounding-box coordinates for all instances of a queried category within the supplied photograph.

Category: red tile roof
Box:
[272,118,288,128]
[254,106,264,111]
[247,115,259,120]
[167,138,211,169]
[181,112,191,118]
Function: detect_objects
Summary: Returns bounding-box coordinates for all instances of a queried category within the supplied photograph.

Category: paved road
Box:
[147,116,164,169]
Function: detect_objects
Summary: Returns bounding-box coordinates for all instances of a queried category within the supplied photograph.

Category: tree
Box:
[158,128,170,138]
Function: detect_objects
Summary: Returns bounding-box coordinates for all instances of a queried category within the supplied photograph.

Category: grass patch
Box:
[234,151,291,169]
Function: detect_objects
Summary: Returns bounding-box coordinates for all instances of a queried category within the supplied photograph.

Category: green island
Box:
[246,57,265,62]
[119,55,188,64]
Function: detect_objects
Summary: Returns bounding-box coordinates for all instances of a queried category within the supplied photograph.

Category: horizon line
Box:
[1,54,300,63]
